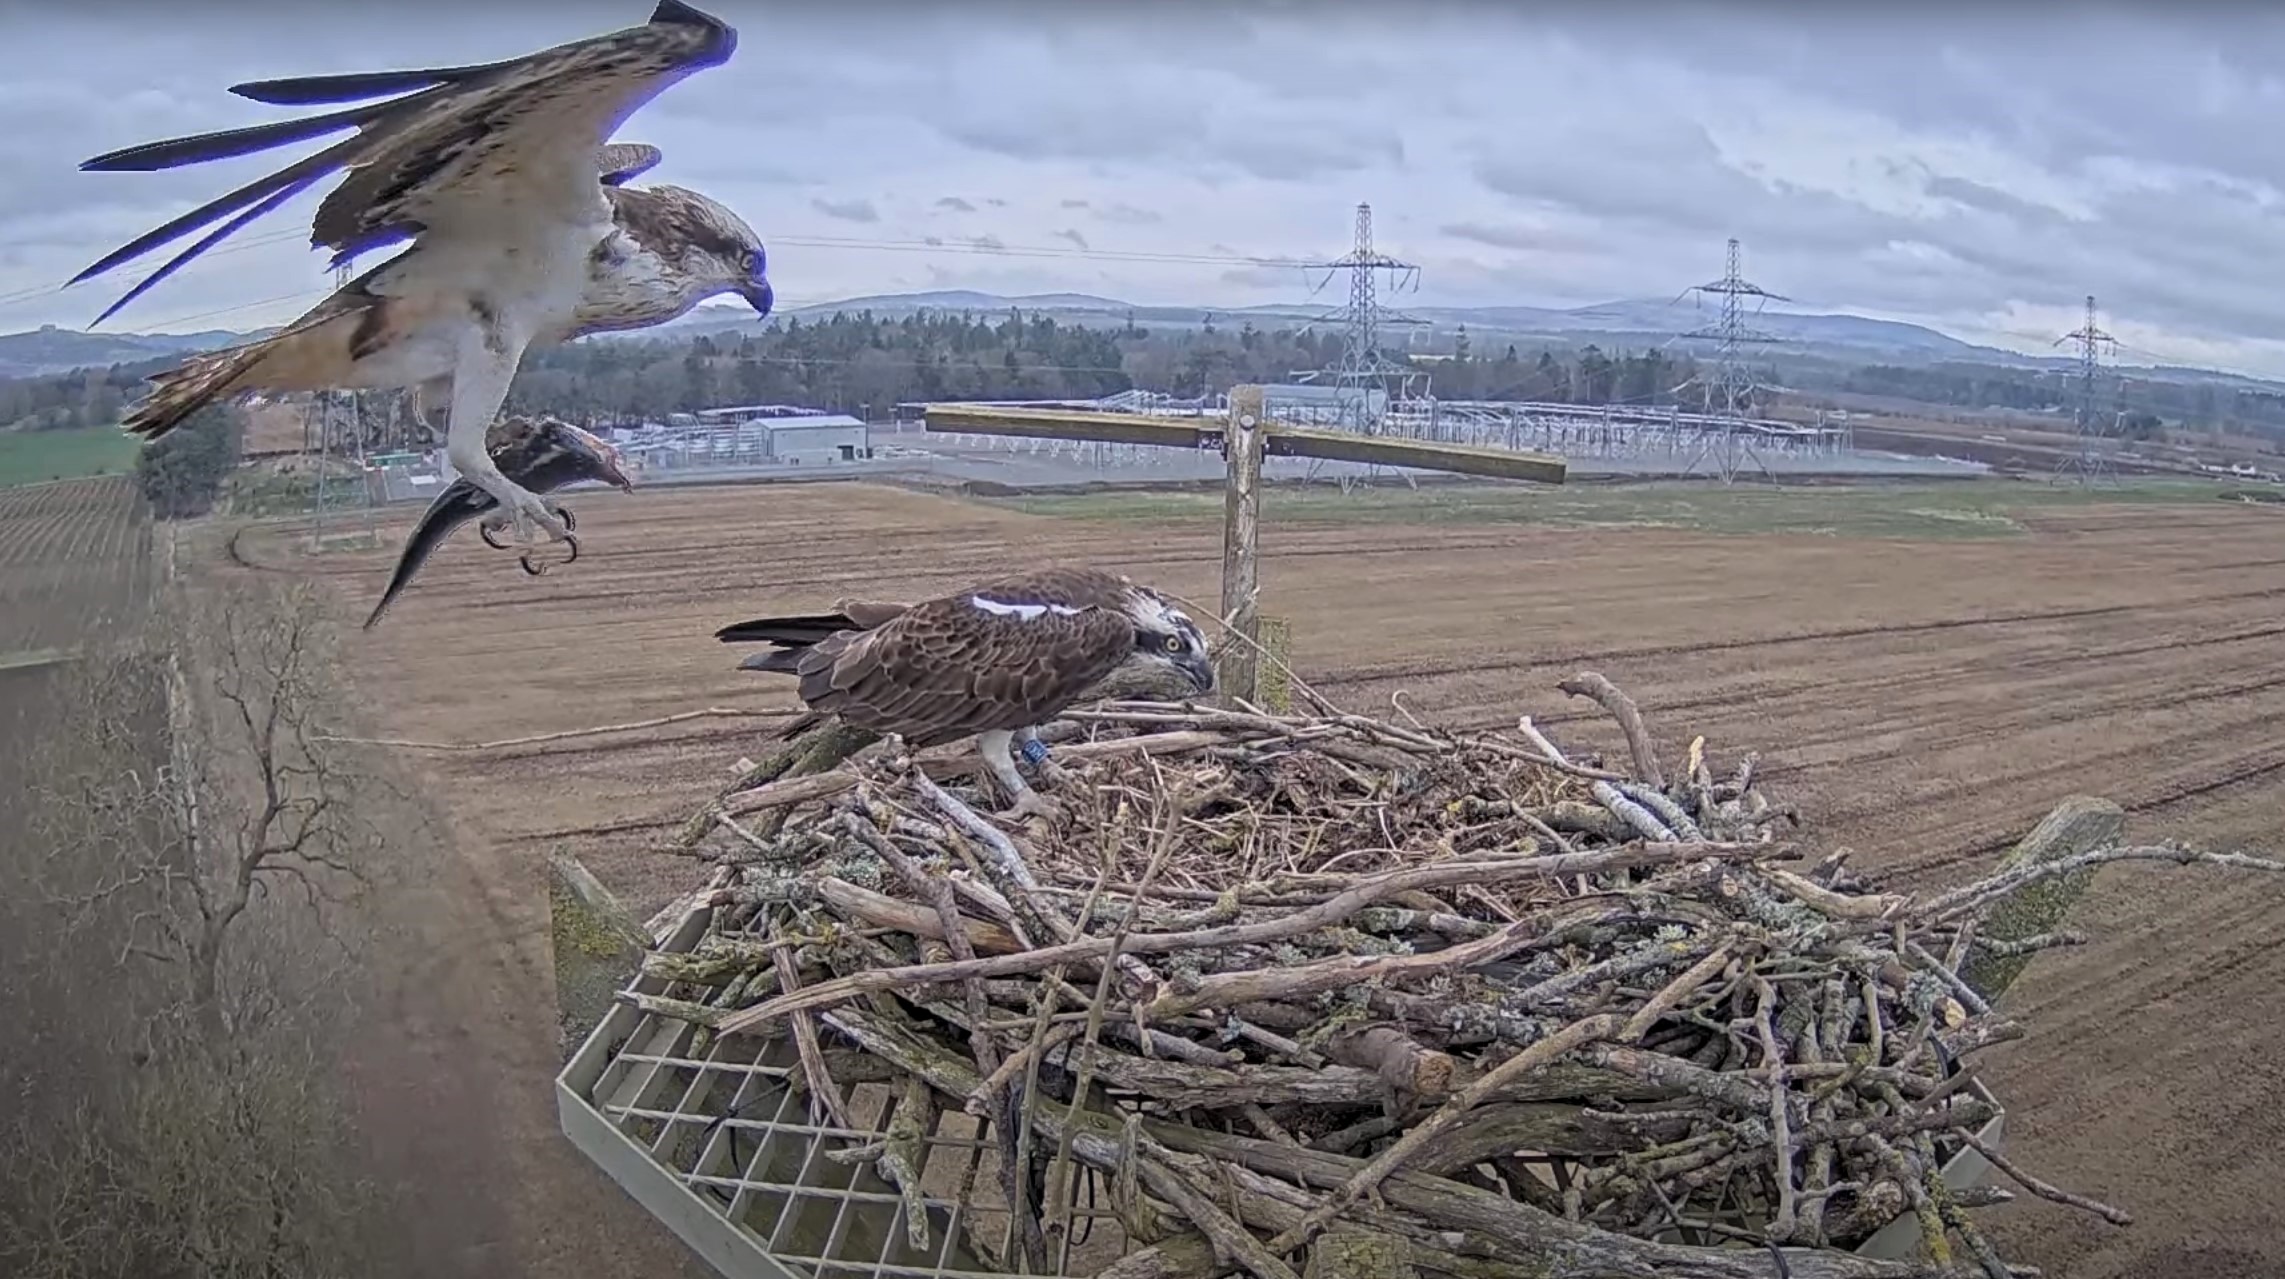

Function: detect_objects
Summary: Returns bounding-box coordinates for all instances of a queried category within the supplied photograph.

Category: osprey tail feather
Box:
[122,345,269,440]
[714,611,857,648]
[735,648,809,674]
[121,300,382,440]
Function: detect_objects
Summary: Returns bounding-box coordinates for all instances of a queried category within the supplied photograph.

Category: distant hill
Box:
[695,291,2036,367]
[0,324,258,379]
[5,290,2276,394]
[1396,298,2006,362]
[798,289,1137,314]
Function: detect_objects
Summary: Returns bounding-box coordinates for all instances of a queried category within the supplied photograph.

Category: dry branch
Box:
[609,677,2284,1276]
[315,706,776,752]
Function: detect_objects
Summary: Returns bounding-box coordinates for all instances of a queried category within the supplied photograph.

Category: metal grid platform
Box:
[556,907,1129,1279]
[562,906,2007,1277]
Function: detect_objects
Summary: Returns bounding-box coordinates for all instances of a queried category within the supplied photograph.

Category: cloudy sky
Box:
[6,2,2285,374]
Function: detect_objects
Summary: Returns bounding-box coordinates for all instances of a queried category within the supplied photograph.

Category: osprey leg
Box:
[980,730,1063,821]
[977,730,1030,800]
[411,376,451,443]
[1014,725,1072,786]
[445,330,566,546]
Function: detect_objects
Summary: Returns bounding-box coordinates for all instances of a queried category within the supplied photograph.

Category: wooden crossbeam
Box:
[919,389,1570,705]
[1263,425,1566,486]
[921,404,1568,486]
[921,404,1220,451]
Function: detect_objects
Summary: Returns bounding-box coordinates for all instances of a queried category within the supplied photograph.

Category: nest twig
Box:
[633,670,2283,1278]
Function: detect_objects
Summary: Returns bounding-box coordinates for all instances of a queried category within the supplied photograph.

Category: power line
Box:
[2050,293,2118,485]
[127,288,331,332]
[769,232,1309,269]
[0,229,309,314]
[0,229,1306,315]
[1683,237,1787,419]
[1279,202,1423,434]
[1676,237,1789,484]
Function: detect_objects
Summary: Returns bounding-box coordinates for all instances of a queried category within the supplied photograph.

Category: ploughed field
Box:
[0,474,155,657]
[231,477,2285,1279]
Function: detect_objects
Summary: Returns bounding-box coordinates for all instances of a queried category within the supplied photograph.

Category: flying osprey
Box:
[70,0,769,555]
[715,568,1216,818]
[363,416,634,631]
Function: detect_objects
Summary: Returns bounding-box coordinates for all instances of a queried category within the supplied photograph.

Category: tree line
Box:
[6,308,2285,440]
[0,355,168,433]
[499,311,1739,421]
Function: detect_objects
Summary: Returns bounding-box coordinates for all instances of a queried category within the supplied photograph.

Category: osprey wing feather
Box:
[803,593,1139,749]
[73,0,735,320]
[72,1,771,570]
[717,567,1215,816]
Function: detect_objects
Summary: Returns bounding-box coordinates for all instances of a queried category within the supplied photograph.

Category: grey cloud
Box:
[13,3,2285,375]
[946,97,1403,181]
[1096,203,1163,226]
[1441,222,1596,255]
[1921,177,2067,226]
[811,197,882,223]
[920,36,1408,186]
[1473,118,1909,260]
[1219,266,1297,291]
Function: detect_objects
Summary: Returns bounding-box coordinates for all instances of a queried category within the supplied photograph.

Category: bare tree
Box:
[1,576,385,1278]
[37,577,376,1043]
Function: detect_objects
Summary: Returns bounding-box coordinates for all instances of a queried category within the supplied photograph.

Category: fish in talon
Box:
[362,417,629,628]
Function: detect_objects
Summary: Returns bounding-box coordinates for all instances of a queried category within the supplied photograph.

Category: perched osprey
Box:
[715,567,1216,817]
[363,417,634,631]
[70,0,769,555]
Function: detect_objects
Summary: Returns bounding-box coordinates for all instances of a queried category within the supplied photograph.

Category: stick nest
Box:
[626,673,2268,1279]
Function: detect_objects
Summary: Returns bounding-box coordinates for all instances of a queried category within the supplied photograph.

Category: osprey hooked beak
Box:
[1178,650,1215,696]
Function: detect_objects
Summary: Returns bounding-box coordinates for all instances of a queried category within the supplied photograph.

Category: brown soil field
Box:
[224,478,2285,1279]
[0,481,703,1278]
[0,475,154,654]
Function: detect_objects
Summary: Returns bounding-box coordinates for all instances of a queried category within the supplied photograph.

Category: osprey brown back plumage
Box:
[716,567,1164,749]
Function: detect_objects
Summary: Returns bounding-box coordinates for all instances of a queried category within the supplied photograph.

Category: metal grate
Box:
[562,910,2005,1277]
[557,907,1128,1279]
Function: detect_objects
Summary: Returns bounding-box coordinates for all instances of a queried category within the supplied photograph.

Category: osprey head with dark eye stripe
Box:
[586,175,774,330]
[714,567,1213,817]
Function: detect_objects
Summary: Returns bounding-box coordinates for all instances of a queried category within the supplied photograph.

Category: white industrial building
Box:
[617,407,873,472]
[754,414,870,465]
[1263,381,1388,424]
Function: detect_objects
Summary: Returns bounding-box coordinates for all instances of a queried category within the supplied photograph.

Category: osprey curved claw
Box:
[361,418,628,628]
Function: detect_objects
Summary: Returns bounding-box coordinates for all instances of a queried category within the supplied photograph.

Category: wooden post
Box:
[547,851,651,1063]
[1218,386,1267,706]
[1958,795,2124,1004]
[1256,614,1293,712]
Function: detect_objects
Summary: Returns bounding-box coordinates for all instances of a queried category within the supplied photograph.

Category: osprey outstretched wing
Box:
[74,0,734,320]
[71,1,767,561]
[716,567,1215,815]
